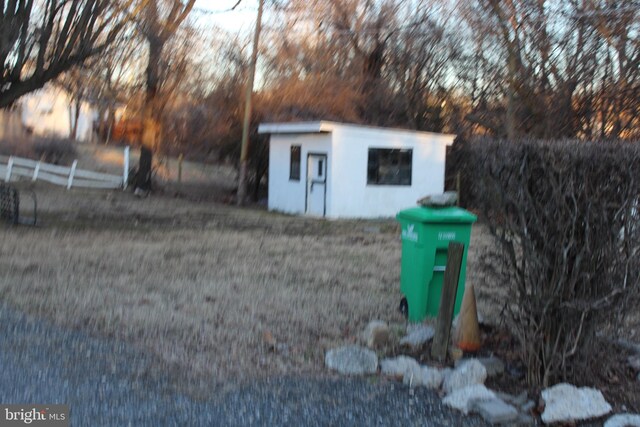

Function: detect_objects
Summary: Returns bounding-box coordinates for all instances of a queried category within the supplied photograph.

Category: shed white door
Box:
[306,153,327,216]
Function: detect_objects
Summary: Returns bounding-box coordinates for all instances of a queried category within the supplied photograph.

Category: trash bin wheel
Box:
[399,297,408,318]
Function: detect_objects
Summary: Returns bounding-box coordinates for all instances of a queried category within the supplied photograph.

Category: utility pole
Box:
[237,0,264,206]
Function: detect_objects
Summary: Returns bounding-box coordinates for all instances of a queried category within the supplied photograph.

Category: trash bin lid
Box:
[396,206,477,224]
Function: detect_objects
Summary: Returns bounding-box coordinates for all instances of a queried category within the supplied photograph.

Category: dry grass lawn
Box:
[3,144,638,408]
[1,179,417,391]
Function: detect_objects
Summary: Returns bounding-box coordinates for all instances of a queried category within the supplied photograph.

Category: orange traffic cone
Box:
[454,284,481,352]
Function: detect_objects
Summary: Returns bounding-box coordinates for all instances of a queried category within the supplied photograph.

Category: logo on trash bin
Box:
[438,231,456,241]
[402,224,419,242]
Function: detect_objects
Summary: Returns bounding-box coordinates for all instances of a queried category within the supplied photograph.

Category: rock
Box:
[325,345,378,375]
[471,398,519,425]
[442,384,496,414]
[496,391,528,407]
[441,367,453,384]
[521,400,536,413]
[604,413,640,427]
[417,191,457,207]
[133,187,149,198]
[477,356,505,377]
[443,359,487,394]
[362,320,390,349]
[629,355,640,371]
[421,366,444,390]
[380,356,420,379]
[456,356,504,377]
[380,357,444,389]
[400,324,435,348]
[513,414,536,426]
[402,363,424,388]
[541,383,612,424]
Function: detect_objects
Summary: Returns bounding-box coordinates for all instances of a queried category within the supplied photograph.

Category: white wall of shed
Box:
[267,133,332,215]
[328,125,451,218]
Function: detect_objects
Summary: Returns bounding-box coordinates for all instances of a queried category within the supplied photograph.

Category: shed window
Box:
[290,145,301,180]
[367,148,412,186]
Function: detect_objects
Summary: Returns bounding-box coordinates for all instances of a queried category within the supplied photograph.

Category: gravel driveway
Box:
[0,304,489,426]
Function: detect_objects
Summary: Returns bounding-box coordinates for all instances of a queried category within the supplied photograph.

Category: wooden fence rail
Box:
[0,147,129,190]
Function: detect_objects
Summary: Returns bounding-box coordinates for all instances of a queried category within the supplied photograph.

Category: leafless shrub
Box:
[458,138,640,387]
[32,137,78,165]
[0,137,35,158]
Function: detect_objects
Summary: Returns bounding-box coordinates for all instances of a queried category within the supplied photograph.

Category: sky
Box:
[193,0,261,34]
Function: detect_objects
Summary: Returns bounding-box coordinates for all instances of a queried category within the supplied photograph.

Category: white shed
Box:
[258,121,455,219]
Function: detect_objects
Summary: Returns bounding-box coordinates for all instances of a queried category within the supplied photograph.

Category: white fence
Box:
[0,147,129,190]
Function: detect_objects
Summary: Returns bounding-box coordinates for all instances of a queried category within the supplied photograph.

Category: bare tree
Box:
[261,0,461,131]
[132,0,195,192]
[0,0,144,109]
[457,0,639,140]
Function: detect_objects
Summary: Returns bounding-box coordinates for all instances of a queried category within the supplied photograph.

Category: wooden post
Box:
[178,153,183,184]
[431,242,464,362]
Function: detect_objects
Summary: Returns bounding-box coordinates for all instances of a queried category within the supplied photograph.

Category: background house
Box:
[19,84,97,142]
[258,121,455,219]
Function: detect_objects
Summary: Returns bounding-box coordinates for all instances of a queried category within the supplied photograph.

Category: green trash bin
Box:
[396,206,477,322]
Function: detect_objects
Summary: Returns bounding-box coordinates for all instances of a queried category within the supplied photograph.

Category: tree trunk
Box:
[136,36,163,192]
[134,146,153,191]
[237,0,264,206]
[71,98,81,140]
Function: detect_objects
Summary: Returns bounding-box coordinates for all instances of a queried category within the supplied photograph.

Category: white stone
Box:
[604,413,640,427]
[521,400,536,413]
[442,384,497,414]
[325,345,378,375]
[496,391,528,407]
[541,383,612,424]
[402,363,424,388]
[471,398,519,424]
[443,359,487,394]
[380,356,420,379]
[629,355,640,371]
[477,356,505,377]
[417,192,458,207]
[400,324,435,348]
[421,366,444,390]
[441,367,453,383]
[362,320,390,349]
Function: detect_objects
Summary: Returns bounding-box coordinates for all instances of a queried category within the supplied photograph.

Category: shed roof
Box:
[257,121,456,142]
